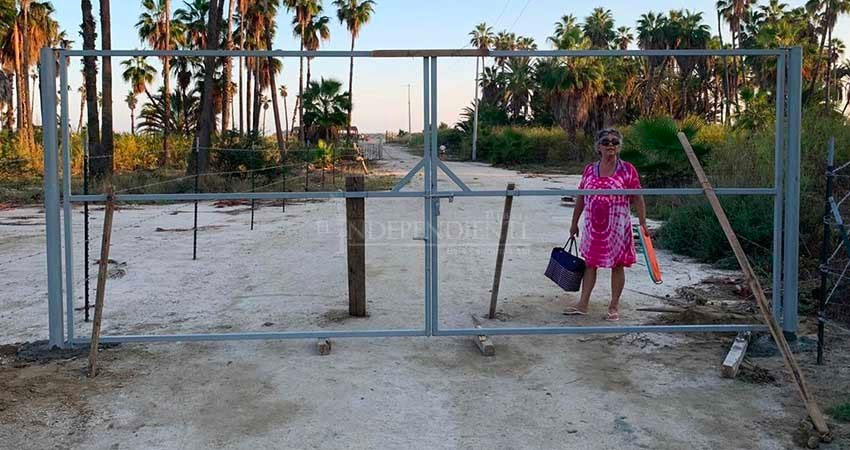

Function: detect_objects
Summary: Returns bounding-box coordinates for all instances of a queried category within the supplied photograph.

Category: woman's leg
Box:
[609,266,625,315]
[571,267,597,312]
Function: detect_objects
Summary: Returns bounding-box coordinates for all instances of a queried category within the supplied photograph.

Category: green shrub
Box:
[826,401,850,422]
[657,196,774,274]
[621,116,710,187]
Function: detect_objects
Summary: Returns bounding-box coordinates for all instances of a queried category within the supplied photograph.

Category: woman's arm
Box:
[632,195,647,228]
[570,195,584,237]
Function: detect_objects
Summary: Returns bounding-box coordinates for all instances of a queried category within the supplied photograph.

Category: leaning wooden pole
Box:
[489,183,516,319]
[677,132,830,437]
[88,186,116,377]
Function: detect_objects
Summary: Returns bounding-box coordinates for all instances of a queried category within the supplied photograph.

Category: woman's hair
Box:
[595,127,622,144]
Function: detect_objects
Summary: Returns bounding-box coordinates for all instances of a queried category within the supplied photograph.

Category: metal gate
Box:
[40,47,802,348]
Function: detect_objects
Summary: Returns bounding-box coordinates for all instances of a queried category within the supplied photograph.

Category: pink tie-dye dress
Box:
[577,160,641,268]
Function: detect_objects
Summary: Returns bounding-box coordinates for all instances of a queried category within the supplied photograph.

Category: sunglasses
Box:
[598,139,620,147]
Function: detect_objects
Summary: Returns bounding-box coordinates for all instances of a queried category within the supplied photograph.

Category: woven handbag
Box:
[544,237,586,292]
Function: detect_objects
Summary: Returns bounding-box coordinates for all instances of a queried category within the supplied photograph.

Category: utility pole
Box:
[406,83,412,144]
[472,56,480,161]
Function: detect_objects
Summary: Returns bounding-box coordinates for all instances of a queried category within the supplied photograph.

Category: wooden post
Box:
[88,186,115,377]
[678,132,830,438]
[346,175,367,317]
[489,183,516,319]
[721,331,751,378]
[471,314,495,356]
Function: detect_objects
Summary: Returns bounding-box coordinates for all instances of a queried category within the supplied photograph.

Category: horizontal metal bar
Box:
[56,48,787,58]
[69,191,427,202]
[61,49,375,58]
[489,49,786,57]
[445,188,777,197]
[437,324,767,336]
[71,329,426,343]
[69,188,775,203]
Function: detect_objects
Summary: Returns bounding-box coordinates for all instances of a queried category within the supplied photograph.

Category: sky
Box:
[48,0,850,134]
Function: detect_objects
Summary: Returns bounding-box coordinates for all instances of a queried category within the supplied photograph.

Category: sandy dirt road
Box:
[0,145,813,449]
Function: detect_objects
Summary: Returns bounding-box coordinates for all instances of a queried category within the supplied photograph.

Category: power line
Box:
[507,0,534,31]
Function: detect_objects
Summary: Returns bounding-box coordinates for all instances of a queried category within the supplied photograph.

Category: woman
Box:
[564,128,647,322]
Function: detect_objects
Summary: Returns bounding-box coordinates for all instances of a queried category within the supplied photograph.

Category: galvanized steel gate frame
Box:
[40,47,802,349]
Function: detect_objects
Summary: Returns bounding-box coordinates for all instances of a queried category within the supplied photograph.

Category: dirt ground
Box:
[1,144,848,449]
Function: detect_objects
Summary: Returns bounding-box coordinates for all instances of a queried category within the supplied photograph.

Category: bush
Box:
[621,116,710,188]
[476,126,591,165]
[657,196,774,274]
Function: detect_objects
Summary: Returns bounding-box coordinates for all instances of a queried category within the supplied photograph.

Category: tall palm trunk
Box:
[77,91,85,133]
[472,55,480,160]
[306,58,312,88]
[100,0,114,177]
[298,21,305,143]
[130,105,135,135]
[346,35,355,139]
[290,95,298,135]
[20,0,31,146]
[265,33,285,155]
[195,0,223,174]
[222,0,236,134]
[246,58,252,131]
[162,0,171,166]
[807,8,831,100]
[81,0,100,170]
[283,92,289,139]
[252,60,261,134]
[12,25,24,132]
[239,56,244,134]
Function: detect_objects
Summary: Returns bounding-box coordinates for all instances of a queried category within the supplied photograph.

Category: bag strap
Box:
[565,237,578,254]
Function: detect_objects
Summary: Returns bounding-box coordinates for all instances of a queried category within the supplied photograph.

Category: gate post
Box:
[783,46,803,337]
[41,47,65,348]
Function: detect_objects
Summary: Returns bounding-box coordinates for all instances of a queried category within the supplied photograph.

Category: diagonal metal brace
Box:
[391,159,425,191]
[436,160,471,192]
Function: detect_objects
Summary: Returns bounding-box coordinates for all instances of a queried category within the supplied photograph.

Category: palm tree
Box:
[582,7,615,49]
[0,1,59,155]
[504,58,533,122]
[126,91,138,135]
[221,0,236,134]
[468,22,493,160]
[494,31,516,69]
[614,26,633,50]
[174,0,209,49]
[280,83,289,138]
[101,0,114,176]
[81,0,100,166]
[547,14,582,50]
[121,56,157,104]
[76,84,85,133]
[333,0,375,141]
[138,0,183,164]
[285,0,321,144]
[302,77,350,141]
[636,11,670,115]
[294,9,330,88]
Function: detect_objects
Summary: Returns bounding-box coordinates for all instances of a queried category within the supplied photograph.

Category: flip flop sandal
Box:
[605,312,620,322]
[563,307,587,316]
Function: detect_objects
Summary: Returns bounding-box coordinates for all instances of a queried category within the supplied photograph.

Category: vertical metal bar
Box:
[193,138,199,260]
[60,54,75,345]
[251,168,256,230]
[430,57,439,335]
[818,137,834,365]
[772,52,786,323]
[422,57,432,336]
[83,133,90,322]
[41,48,64,348]
[783,46,803,336]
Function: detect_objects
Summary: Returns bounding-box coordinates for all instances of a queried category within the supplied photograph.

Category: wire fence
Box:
[819,138,850,363]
